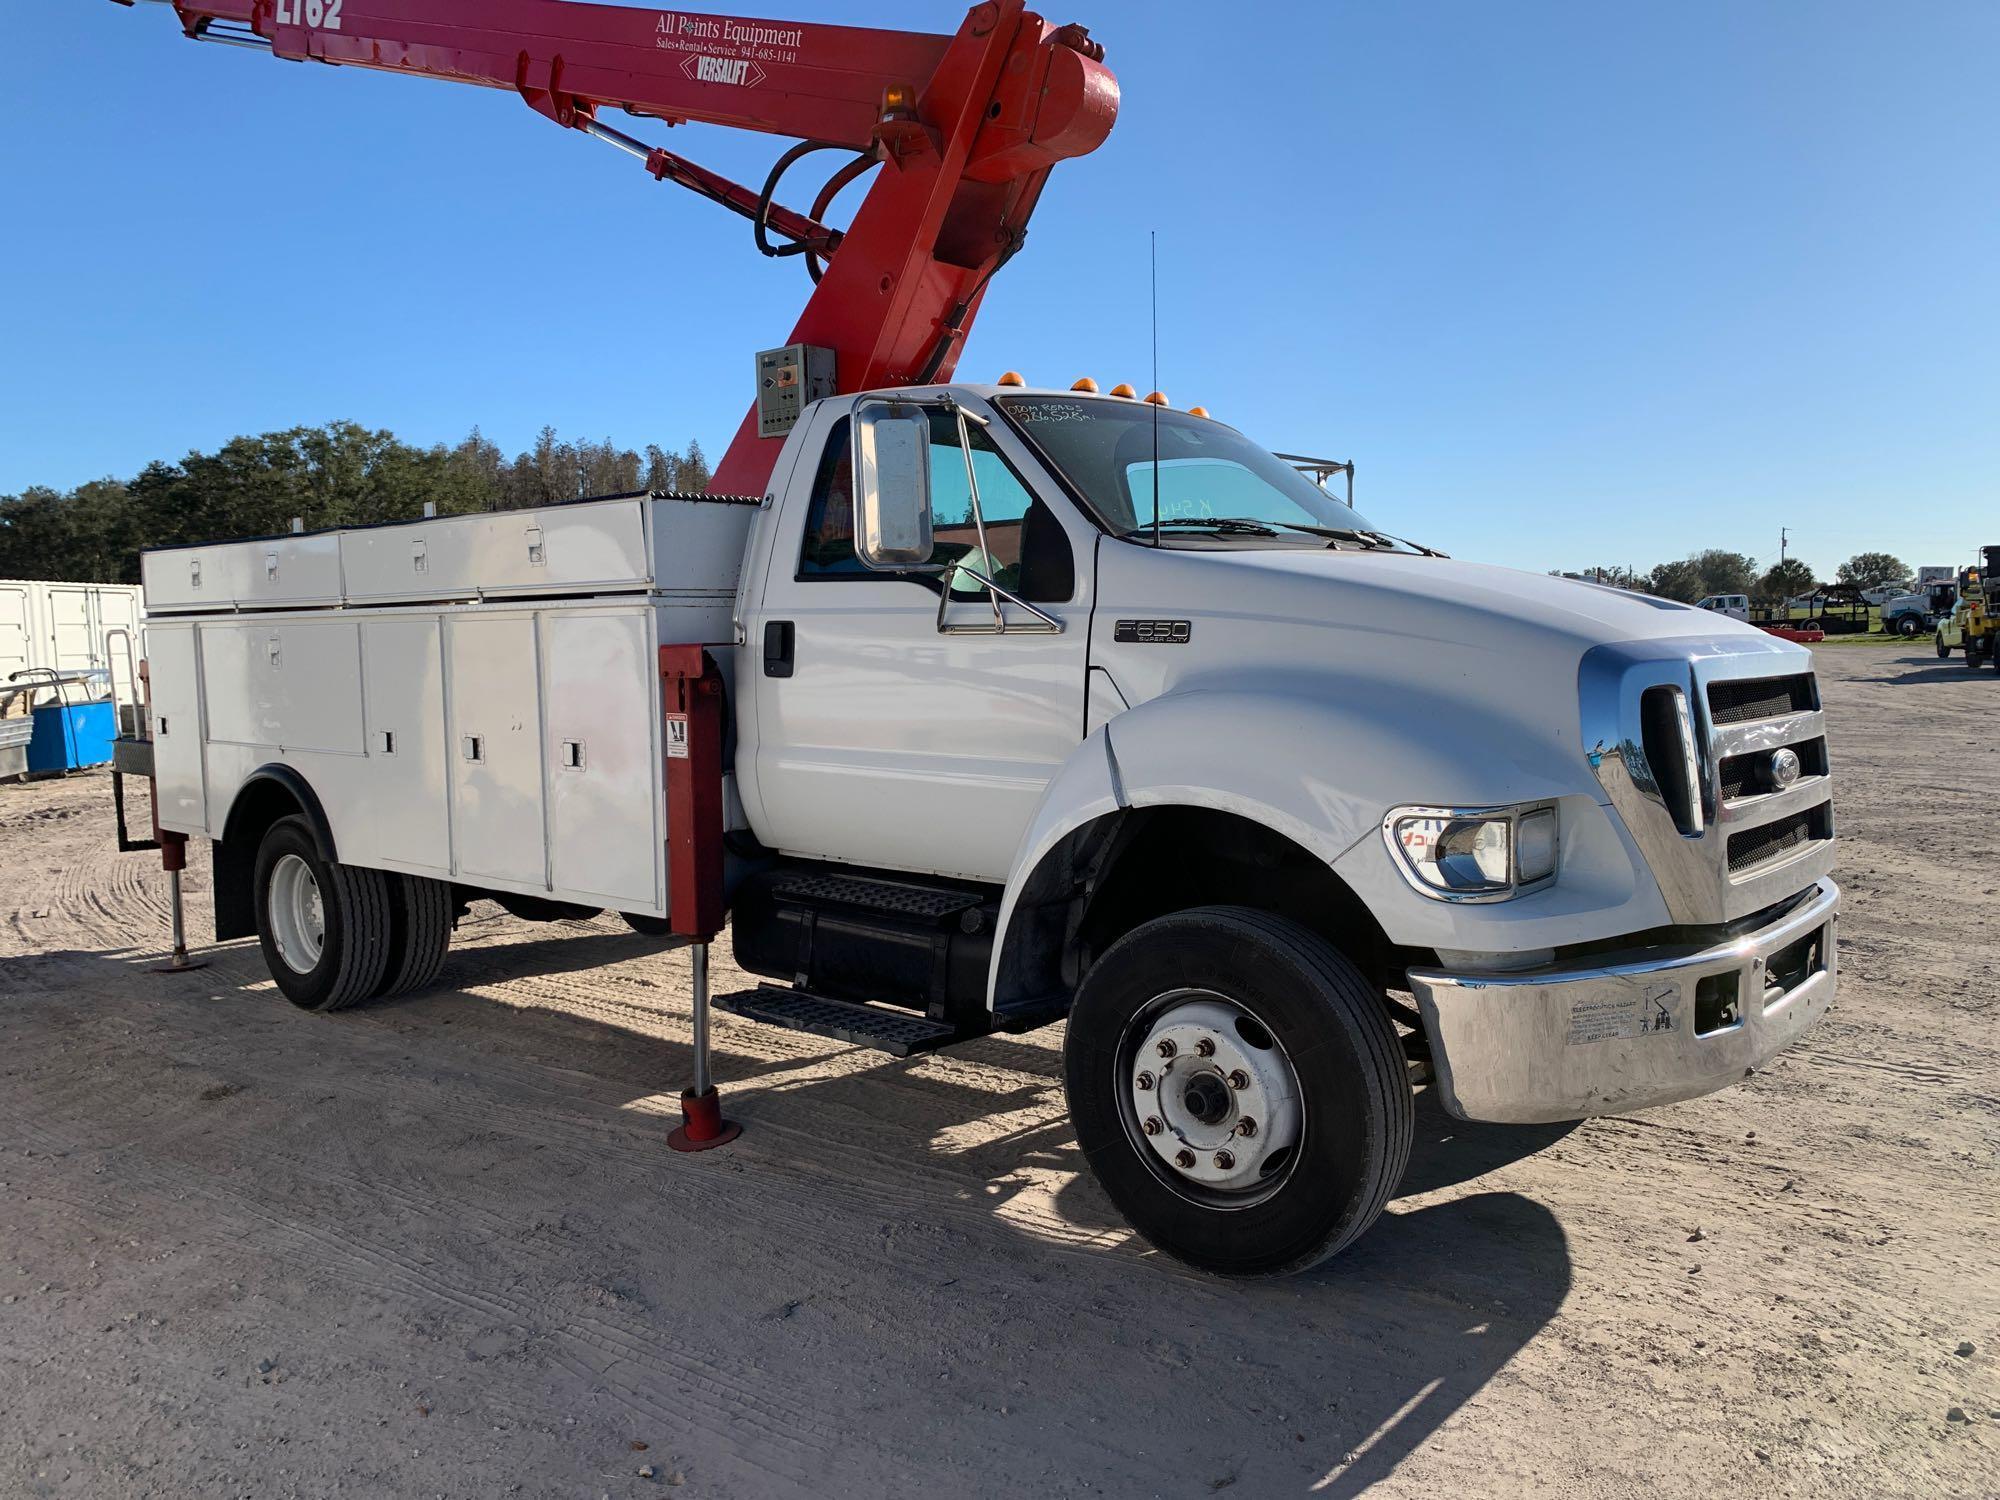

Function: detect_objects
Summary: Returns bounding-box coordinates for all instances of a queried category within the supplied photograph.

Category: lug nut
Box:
[1213,1150,1235,1170]
[1155,1038,1177,1059]
[1194,1037,1216,1057]
[1236,1115,1257,1138]
[1135,1070,1156,1091]
[1142,1115,1164,1136]
[1174,1149,1196,1169]
[1227,1069,1251,1091]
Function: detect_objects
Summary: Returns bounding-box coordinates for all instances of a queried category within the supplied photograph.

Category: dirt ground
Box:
[0,643,1994,1499]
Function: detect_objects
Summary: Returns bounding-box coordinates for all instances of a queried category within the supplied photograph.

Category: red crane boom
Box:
[115,0,1119,494]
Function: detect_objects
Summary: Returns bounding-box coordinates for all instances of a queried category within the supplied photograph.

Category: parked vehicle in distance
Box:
[1695,593,1750,621]
[1755,584,1876,636]
[1937,604,1963,658]
[1955,552,2000,670]
[1881,591,1936,637]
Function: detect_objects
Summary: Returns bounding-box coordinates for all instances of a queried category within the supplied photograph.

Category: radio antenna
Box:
[1150,229,1161,547]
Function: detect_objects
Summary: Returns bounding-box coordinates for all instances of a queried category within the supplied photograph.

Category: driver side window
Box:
[796,410,1075,603]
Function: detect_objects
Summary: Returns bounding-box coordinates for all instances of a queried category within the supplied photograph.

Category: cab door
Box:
[743,401,1093,884]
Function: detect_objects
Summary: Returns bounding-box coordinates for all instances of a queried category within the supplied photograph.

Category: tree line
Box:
[1558,549,1912,603]
[0,422,711,586]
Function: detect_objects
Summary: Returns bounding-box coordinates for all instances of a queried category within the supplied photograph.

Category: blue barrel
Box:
[26,699,116,773]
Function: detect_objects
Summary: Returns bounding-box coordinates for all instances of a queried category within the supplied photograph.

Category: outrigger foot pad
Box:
[667,1085,740,1152]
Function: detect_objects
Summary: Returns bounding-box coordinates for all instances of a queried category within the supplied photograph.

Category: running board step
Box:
[715,986,963,1057]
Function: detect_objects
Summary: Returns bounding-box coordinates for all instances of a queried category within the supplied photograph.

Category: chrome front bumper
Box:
[1409,878,1838,1124]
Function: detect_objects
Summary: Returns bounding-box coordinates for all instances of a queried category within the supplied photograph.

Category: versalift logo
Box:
[680,52,767,86]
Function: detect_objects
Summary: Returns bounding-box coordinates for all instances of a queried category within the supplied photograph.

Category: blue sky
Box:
[5,1,1995,581]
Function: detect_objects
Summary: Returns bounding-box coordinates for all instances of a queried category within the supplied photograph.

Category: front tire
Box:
[1937,632,1951,659]
[1895,615,1922,637]
[1064,906,1413,1277]
[254,816,393,1012]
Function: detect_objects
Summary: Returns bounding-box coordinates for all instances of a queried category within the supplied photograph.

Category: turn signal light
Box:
[997,370,1025,387]
[1144,390,1169,406]
[1071,376,1099,392]
[1188,405,1210,418]
[1109,382,1137,398]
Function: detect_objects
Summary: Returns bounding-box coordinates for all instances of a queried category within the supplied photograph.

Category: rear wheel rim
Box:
[267,853,326,974]
[1116,988,1304,1211]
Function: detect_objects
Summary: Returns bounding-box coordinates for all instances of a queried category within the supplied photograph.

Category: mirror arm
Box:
[936,566,1063,635]
[953,404,1005,631]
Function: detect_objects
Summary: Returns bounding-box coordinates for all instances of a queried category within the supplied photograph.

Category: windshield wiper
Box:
[1257,520,1446,556]
[1119,516,1281,538]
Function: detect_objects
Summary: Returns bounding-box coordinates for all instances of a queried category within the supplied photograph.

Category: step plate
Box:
[770,872,980,921]
[715,987,960,1057]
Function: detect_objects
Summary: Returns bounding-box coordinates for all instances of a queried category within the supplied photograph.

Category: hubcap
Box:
[1118,991,1303,1207]
[267,853,326,974]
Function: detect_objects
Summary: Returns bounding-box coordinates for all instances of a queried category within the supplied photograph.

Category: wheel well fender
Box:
[212,766,337,941]
[988,716,1411,1016]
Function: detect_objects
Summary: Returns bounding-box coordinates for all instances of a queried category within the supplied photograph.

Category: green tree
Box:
[1836,552,1908,590]
[0,421,715,581]
[1756,558,1816,602]
[1646,558,1705,602]
[1689,549,1758,597]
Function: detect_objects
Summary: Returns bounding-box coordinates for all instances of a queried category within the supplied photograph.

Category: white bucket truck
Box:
[132,384,1838,1275]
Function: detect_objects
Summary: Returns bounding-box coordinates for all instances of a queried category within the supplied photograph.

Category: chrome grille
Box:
[1727,805,1833,874]
[1707,673,1817,725]
[1582,639,1836,925]
[1718,736,1828,800]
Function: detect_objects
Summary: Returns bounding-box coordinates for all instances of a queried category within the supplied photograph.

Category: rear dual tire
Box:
[1064,905,1413,1278]
[254,816,452,1011]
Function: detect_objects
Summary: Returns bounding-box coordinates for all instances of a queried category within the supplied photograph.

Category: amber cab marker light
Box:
[997,370,1026,387]
[1188,405,1210,418]
[1144,390,1169,406]
[1109,382,1137,398]
[1071,376,1099,392]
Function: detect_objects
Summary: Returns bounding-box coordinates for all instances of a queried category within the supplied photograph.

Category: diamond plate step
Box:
[714,986,961,1057]
[770,872,981,922]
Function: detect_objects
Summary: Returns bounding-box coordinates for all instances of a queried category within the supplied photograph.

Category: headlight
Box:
[1384,803,1560,901]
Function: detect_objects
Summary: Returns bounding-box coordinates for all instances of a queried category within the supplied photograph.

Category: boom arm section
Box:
[120,0,1119,494]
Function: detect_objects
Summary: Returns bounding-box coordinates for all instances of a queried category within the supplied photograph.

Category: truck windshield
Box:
[995,395,1417,551]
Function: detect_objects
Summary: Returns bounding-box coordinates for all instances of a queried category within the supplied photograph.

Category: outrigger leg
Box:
[669,941,739,1152]
[151,831,208,975]
[660,645,738,1153]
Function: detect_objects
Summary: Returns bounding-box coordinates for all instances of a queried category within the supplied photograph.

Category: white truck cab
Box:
[1695,592,1750,621]
[132,381,1838,1276]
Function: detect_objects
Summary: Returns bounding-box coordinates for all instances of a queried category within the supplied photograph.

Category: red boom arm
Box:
[119,0,1118,494]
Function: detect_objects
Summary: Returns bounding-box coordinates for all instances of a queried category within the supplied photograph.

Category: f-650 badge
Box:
[272,0,343,28]
[1114,620,1192,644]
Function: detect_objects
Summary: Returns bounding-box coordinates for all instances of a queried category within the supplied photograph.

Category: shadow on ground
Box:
[12,934,1575,1495]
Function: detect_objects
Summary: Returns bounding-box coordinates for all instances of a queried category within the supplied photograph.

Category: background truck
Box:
[116,0,1840,1277]
[1694,593,1750,621]
[1950,550,2000,669]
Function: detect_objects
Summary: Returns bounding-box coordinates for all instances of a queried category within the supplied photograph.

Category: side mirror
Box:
[853,401,936,570]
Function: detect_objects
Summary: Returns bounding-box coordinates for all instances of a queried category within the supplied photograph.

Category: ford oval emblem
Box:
[1766,746,1802,791]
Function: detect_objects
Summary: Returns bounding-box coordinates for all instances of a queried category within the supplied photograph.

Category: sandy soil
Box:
[0,643,1994,1499]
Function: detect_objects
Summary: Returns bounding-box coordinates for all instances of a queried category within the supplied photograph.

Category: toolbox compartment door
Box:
[542,611,661,909]
[445,614,547,888]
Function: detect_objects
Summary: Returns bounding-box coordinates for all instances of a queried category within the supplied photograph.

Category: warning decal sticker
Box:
[1566,984,1679,1045]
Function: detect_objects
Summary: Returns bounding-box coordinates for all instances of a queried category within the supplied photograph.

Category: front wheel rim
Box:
[267,853,326,974]
[1116,989,1304,1210]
